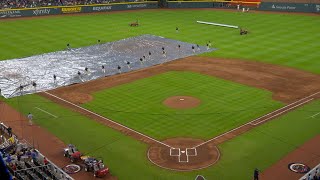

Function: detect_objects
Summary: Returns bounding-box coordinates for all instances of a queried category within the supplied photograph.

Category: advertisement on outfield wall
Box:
[167,2,239,9]
[127,3,147,9]
[315,4,320,12]
[259,2,320,13]
[92,5,112,12]
[0,8,60,18]
[61,6,82,13]
[84,3,158,13]
[0,2,158,18]
[33,8,58,16]
[168,2,213,8]
[0,10,22,18]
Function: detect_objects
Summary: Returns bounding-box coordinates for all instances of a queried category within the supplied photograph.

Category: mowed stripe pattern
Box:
[83,71,283,140]
[0,10,319,74]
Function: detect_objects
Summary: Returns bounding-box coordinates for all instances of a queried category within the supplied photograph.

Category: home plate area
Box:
[170,147,197,162]
[147,138,220,171]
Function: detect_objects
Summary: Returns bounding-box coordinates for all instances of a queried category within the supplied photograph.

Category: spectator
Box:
[27,112,33,126]
[31,149,38,162]
[7,126,12,137]
[43,157,49,165]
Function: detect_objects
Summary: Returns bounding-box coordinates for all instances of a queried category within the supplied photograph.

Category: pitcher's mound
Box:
[147,138,220,171]
[163,96,201,109]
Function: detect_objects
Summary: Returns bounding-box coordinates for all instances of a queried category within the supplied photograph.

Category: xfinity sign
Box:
[33,8,51,15]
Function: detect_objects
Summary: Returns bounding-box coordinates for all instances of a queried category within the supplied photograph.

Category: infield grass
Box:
[3,95,320,180]
[83,71,283,140]
[0,10,319,73]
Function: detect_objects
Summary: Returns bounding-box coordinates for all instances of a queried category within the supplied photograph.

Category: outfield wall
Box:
[259,2,320,12]
[0,1,317,19]
[0,2,158,19]
[167,1,259,9]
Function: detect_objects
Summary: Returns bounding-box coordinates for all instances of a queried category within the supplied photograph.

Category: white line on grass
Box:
[310,112,320,118]
[35,107,58,118]
[43,91,172,148]
[250,98,314,126]
[248,91,320,125]
[193,91,320,149]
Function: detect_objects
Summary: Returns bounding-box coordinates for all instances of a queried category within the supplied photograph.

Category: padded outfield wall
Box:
[0,2,158,19]
[167,1,259,9]
[259,0,320,12]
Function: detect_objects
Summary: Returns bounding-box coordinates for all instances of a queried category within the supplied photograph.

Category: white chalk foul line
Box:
[250,98,314,126]
[35,107,58,118]
[193,91,320,149]
[43,92,172,148]
[248,91,320,124]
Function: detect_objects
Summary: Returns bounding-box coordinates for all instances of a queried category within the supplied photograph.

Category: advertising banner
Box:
[0,2,158,19]
[168,2,213,8]
[32,8,59,16]
[0,10,22,18]
[314,4,320,12]
[84,3,158,13]
[259,2,319,13]
[0,8,59,18]
[61,6,82,14]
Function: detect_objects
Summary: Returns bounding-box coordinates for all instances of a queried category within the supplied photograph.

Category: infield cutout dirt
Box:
[163,96,201,109]
[147,138,220,171]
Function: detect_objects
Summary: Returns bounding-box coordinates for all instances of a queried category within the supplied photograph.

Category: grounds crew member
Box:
[102,65,105,73]
[254,168,259,180]
[27,113,33,126]
[53,74,57,84]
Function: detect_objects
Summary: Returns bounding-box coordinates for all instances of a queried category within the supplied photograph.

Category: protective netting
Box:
[0,35,216,98]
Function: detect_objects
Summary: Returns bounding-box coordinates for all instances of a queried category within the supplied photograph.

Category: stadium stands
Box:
[300,164,320,180]
[0,122,73,180]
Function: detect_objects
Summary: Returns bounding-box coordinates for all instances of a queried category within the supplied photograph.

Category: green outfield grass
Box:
[3,95,320,180]
[83,71,283,140]
[0,10,319,73]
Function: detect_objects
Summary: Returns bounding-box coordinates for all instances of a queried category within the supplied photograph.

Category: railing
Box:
[299,163,320,180]
[0,121,73,180]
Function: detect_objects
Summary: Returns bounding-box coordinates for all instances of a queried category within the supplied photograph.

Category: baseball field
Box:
[1,9,320,180]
